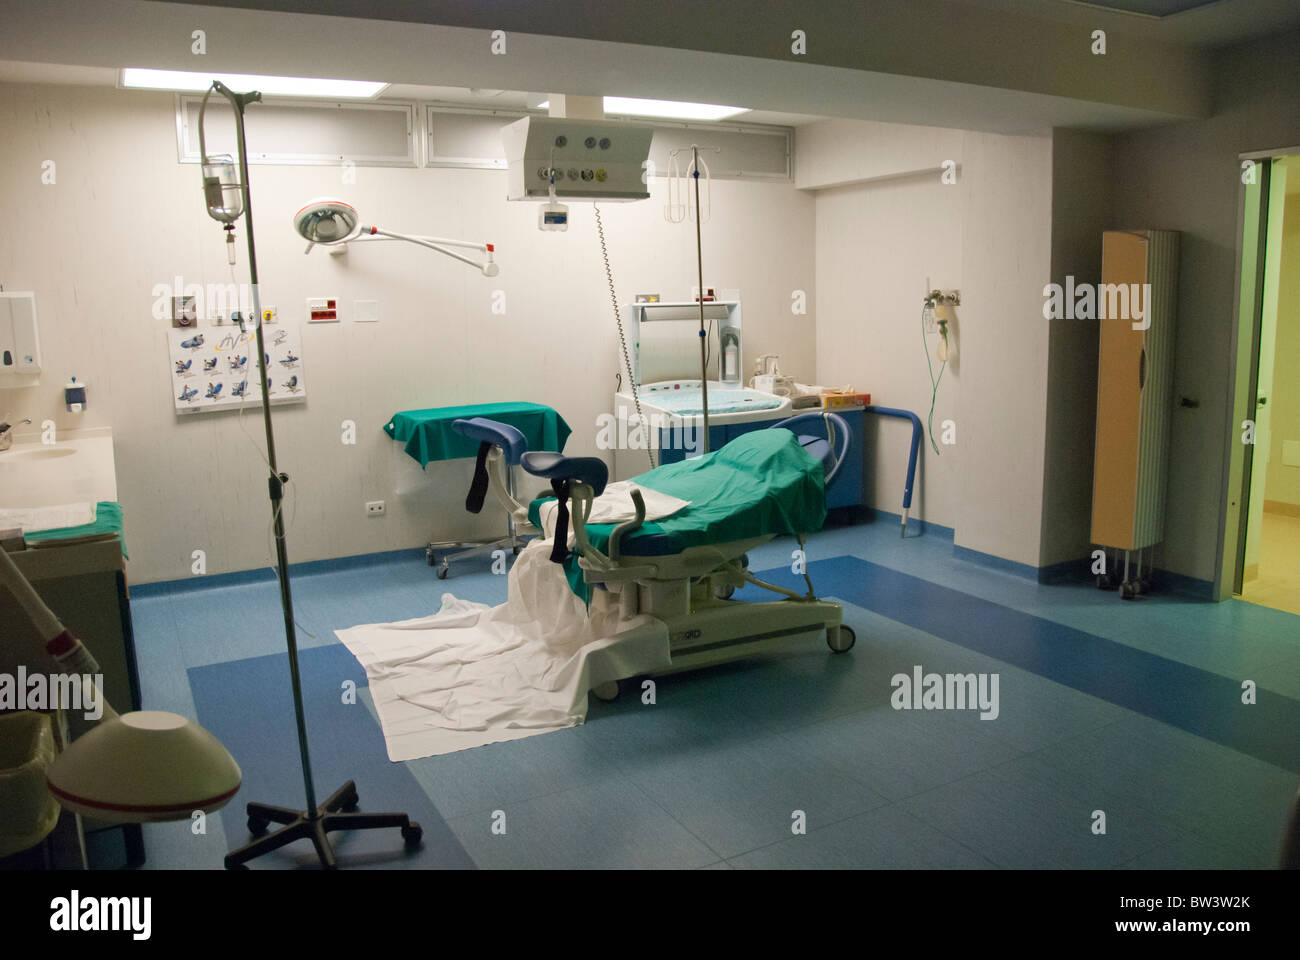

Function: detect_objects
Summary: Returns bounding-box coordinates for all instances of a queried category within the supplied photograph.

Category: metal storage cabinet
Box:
[1090,229,1180,595]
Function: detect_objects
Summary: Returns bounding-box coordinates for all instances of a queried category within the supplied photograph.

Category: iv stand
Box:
[204,81,423,869]
[692,146,710,454]
[672,144,719,455]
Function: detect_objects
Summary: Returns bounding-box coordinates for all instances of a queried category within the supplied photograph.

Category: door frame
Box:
[1215,148,1294,600]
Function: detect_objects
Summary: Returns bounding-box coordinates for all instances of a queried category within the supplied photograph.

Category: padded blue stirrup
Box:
[520,452,610,563]
[520,452,609,497]
[451,418,528,465]
[452,418,530,514]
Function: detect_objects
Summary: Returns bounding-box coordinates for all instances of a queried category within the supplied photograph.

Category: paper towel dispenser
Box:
[0,292,41,387]
[502,117,652,202]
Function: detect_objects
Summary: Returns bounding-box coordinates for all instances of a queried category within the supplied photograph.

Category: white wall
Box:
[0,83,815,583]
[1041,129,1113,568]
[806,118,1053,567]
[812,169,965,530]
[1111,29,1300,587]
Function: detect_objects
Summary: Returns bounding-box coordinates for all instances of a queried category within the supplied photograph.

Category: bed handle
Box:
[608,489,646,562]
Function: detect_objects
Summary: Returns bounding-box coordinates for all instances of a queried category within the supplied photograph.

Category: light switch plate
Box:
[1283,440,1300,468]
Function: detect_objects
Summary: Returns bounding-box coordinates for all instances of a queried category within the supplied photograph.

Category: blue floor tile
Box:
[444,778,718,869]
[619,729,888,859]
[729,803,995,869]
[1031,716,1295,863]
[124,516,1300,870]
[899,750,1184,869]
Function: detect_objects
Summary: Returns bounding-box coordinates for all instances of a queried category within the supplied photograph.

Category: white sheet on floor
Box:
[336,540,671,760]
[537,480,688,544]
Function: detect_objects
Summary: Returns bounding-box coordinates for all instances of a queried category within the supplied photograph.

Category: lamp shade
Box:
[45,711,241,824]
[293,198,360,244]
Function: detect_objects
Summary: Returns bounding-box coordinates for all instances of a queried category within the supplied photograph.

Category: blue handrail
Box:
[865,406,922,537]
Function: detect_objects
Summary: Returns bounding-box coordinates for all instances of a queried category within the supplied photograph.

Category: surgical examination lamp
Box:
[197,80,422,869]
[293,198,499,276]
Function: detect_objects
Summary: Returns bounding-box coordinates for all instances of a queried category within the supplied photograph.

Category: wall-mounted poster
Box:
[169,321,307,414]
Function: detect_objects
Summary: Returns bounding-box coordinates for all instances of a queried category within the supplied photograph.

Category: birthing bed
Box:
[529,427,830,600]
[338,420,855,760]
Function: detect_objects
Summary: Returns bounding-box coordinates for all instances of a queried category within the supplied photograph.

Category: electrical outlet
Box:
[365,500,385,517]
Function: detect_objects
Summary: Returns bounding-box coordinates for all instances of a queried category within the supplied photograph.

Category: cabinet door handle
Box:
[1139,348,1146,390]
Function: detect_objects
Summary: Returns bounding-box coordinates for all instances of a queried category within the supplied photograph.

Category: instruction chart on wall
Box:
[169,321,307,414]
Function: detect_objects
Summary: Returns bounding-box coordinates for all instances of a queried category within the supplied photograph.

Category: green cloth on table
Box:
[385,402,571,467]
[530,429,825,601]
[24,501,127,558]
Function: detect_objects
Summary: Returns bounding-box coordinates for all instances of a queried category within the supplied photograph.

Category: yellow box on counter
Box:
[822,391,871,408]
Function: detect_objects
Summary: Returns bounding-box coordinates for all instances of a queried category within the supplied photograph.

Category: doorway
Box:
[1232,154,1300,614]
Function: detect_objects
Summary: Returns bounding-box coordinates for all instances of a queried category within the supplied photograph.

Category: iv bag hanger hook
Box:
[198,81,260,265]
[665,144,719,225]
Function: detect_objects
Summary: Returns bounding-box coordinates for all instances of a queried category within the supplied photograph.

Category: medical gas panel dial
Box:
[502,117,652,202]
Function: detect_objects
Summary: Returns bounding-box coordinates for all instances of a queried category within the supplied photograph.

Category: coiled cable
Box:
[595,203,655,469]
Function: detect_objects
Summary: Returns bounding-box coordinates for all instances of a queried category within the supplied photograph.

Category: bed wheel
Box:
[591,680,620,702]
[827,625,856,653]
[402,822,423,847]
[247,815,269,837]
[1120,581,1136,600]
[1096,572,1116,590]
[715,583,735,600]
[436,561,449,580]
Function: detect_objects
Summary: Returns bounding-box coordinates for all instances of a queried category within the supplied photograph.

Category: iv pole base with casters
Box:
[225,781,421,870]
[202,80,420,869]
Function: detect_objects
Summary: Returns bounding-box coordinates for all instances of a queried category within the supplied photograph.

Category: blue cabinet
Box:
[656,408,865,519]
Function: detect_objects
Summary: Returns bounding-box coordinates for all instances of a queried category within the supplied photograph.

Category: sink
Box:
[0,436,117,509]
[2,447,77,462]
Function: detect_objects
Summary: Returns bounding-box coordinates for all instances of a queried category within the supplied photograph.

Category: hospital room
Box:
[1,0,1299,914]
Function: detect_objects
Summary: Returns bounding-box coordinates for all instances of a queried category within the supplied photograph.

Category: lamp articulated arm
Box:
[294,198,499,276]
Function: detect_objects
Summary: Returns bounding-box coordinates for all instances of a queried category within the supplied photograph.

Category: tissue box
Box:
[822,390,871,408]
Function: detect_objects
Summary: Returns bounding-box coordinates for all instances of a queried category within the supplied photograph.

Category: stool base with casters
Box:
[426,536,522,579]
[225,780,422,870]
[427,460,526,578]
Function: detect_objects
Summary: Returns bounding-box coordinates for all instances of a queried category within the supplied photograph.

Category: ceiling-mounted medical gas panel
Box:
[502,117,652,201]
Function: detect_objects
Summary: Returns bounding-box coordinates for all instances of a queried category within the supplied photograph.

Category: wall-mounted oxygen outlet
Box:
[924,289,960,332]
[366,500,385,516]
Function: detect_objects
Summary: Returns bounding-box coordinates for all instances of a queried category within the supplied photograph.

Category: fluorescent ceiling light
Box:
[604,97,748,120]
[121,68,388,99]
[536,96,748,121]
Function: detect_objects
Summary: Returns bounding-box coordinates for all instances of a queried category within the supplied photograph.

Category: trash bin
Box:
[0,712,61,857]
